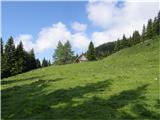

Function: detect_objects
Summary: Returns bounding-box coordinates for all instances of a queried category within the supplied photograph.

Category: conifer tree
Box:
[42,58,48,67]
[1,38,5,78]
[15,41,26,73]
[36,59,41,68]
[122,34,128,47]
[146,19,153,39]
[28,49,37,70]
[64,41,74,64]
[141,25,146,43]
[53,41,74,65]
[4,36,17,76]
[132,31,141,45]
[87,41,96,61]
[53,41,64,65]
[114,39,121,51]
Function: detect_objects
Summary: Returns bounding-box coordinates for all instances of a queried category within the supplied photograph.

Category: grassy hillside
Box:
[1,37,160,119]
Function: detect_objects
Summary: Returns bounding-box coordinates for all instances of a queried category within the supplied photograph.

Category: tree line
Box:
[95,11,160,59]
[1,37,51,78]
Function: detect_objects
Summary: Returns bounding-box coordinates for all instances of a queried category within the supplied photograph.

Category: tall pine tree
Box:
[146,19,153,39]
[4,36,17,76]
[87,41,96,61]
[132,31,141,45]
[15,41,25,73]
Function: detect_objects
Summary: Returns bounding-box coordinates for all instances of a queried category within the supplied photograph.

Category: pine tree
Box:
[48,60,51,66]
[114,39,121,51]
[87,41,96,61]
[132,31,141,45]
[146,19,153,39]
[128,36,133,47]
[141,25,146,43]
[53,41,74,65]
[122,34,128,47]
[64,41,74,64]
[36,59,41,68]
[15,41,26,73]
[28,49,37,70]
[4,36,17,76]
[1,38,5,78]
[42,58,48,67]
[53,41,64,65]
[152,17,159,36]
[1,38,3,55]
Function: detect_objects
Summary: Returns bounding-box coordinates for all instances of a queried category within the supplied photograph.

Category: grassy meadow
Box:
[1,37,160,119]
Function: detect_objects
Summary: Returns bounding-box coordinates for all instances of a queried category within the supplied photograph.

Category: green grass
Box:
[1,37,160,120]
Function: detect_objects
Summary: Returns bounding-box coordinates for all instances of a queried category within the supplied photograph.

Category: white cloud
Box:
[15,22,90,54]
[35,22,71,52]
[15,34,35,51]
[71,22,87,32]
[15,1,159,58]
[71,32,90,49]
[87,1,159,46]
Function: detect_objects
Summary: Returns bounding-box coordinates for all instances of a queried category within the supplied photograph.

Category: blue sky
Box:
[2,1,159,62]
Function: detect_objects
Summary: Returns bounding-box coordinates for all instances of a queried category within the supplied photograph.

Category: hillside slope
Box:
[1,37,160,119]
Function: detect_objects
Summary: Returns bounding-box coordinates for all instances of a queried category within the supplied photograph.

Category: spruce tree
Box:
[87,41,96,61]
[42,58,48,67]
[36,59,41,68]
[146,19,153,39]
[1,38,5,78]
[53,41,74,65]
[141,25,146,43]
[114,39,121,51]
[29,49,37,70]
[48,60,51,66]
[4,36,17,76]
[132,31,141,45]
[15,41,25,73]
[122,34,128,47]
[53,41,64,65]
[152,17,159,36]
[64,41,74,64]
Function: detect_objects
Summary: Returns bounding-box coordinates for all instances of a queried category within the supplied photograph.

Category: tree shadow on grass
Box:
[41,84,150,120]
[1,77,64,119]
[1,79,112,119]
[2,79,159,120]
[1,75,46,85]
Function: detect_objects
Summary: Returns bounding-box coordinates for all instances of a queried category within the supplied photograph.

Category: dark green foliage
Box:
[53,41,74,65]
[1,38,6,78]
[152,17,159,36]
[36,59,41,68]
[96,41,116,59]
[42,58,48,67]
[48,60,51,66]
[146,19,153,39]
[15,41,26,73]
[141,25,146,43]
[114,39,121,51]
[1,37,38,78]
[28,49,37,70]
[4,36,17,76]
[132,31,141,45]
[87,42,96,61]
[122,34,128,48]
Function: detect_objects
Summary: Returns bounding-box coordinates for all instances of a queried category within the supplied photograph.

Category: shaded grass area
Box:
[2,78,159,119]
